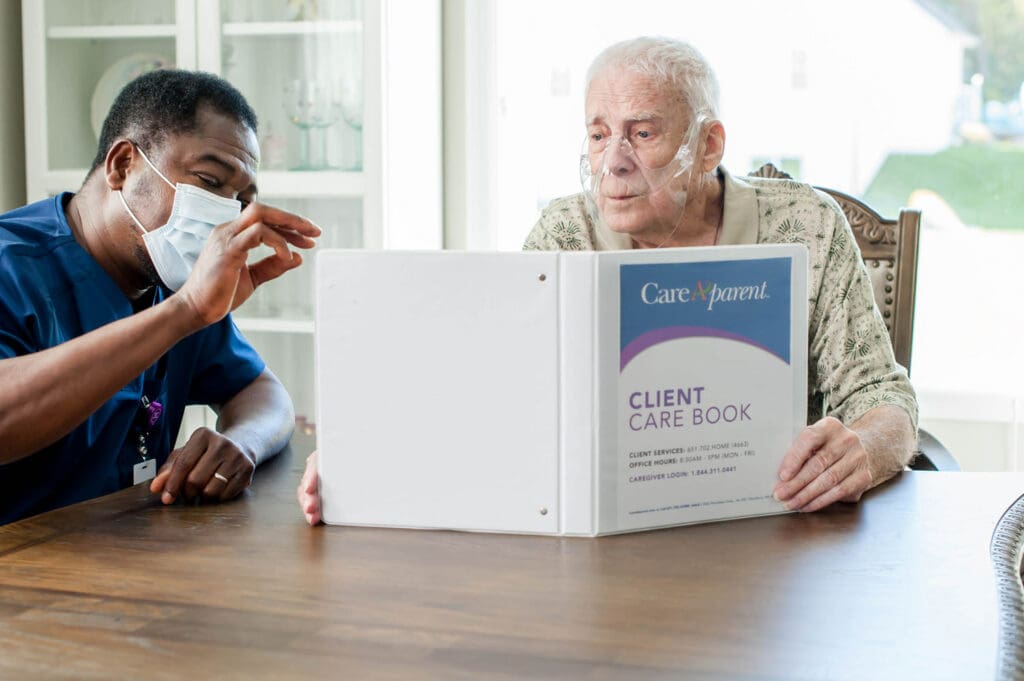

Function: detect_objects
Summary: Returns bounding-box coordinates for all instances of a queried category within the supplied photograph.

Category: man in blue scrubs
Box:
[0,70,320,524]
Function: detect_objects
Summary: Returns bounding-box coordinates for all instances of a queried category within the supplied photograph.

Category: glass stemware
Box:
[283,79,343,170]
[339,80,363,171]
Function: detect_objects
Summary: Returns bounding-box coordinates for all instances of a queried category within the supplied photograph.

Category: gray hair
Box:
[585,37,720,127]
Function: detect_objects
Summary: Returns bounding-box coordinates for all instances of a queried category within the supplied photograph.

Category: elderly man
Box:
[297,37,917,524]
[0,69,320,524]
[523,37,917,513]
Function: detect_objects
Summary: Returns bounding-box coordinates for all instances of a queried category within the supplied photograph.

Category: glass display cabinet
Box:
[21,0,442,432]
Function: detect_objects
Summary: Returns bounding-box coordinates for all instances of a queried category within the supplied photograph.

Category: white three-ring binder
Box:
[315,245,807,535]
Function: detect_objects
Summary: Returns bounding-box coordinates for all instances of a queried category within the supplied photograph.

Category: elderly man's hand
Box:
[150,427,255,503]
[772,416,873,512]
[297,450,322,526]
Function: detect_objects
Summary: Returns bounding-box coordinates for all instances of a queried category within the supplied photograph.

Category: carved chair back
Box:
[749,163,921,372]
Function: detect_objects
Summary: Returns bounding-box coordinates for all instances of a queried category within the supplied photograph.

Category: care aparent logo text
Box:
[640,279,769,311]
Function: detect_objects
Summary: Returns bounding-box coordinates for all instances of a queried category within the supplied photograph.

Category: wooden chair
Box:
[750,163,959,471]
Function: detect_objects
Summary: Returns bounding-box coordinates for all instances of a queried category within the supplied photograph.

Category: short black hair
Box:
[90,69,258,172]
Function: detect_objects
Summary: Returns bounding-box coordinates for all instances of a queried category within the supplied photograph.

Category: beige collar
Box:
[717,166,760,246]
[592,166,760,250]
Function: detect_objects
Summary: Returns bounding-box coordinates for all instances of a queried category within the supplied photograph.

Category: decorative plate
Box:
[90,53,174,140]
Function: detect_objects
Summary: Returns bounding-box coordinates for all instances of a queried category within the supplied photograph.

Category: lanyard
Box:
[129,289,168,484]
[133,348,169,463]
[135,395,164,461]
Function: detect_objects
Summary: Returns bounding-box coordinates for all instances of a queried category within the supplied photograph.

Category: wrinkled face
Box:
[583,67,693,239]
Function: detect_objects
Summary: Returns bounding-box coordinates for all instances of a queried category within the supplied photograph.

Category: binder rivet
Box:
[538,274,547,282]
[539,507,548,515]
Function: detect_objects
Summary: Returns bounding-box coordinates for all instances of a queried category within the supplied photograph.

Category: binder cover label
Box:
[616,257,794,529]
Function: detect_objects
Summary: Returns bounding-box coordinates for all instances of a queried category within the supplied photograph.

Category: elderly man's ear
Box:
[700,121,726,173]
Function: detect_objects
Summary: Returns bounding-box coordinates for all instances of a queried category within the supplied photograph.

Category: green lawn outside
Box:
[863,144,1024,231]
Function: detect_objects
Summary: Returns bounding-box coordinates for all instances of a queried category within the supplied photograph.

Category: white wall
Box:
[0,0,26,212]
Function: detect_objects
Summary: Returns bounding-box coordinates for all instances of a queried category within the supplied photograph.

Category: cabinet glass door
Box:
[213,0,365,175]
[36,0,188,183]
[197,0,369,424]
[26,0,438,438]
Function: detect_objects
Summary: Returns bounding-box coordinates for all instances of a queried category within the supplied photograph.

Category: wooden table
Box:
[1,434,1022,681]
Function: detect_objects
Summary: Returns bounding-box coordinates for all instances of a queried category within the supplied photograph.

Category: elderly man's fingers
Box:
[303,495,321,525]
[798,467,872,513]
[298,452,320,493]
[775,419,857,498]
[780,448,863,511]
[777,419,836,482]
[298,452,321,525]
[774,436,853,502]
[296,479,318,521]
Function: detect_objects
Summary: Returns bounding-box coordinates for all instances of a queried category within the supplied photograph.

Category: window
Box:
[448,0,1024,470]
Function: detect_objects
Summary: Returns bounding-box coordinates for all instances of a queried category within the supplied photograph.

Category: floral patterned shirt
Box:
[523,168,918,429]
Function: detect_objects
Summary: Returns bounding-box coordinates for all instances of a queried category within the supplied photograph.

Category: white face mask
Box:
[117,144,242,291]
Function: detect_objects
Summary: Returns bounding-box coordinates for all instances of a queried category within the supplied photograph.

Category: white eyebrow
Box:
[586,111,663,127]
[627,111,661,122]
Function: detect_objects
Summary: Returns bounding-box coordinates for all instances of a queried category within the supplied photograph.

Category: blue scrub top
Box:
[0,193,265,524]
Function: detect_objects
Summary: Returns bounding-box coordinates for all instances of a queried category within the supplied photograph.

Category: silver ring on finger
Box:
[213,471,230,484]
